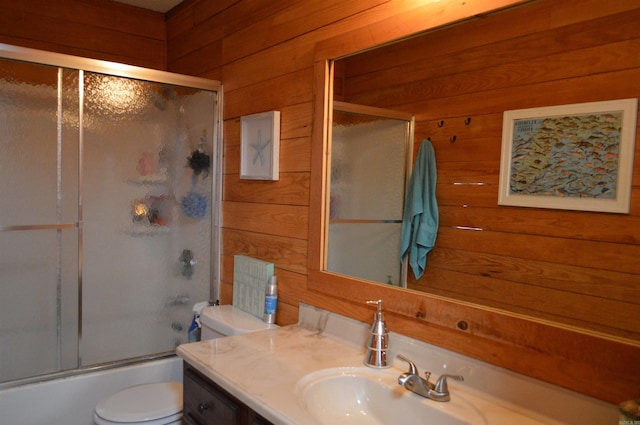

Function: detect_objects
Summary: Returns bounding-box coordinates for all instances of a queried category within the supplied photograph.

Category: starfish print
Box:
[251,129,271,166]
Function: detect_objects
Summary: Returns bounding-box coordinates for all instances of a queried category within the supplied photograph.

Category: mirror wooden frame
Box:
[306,1,639,404]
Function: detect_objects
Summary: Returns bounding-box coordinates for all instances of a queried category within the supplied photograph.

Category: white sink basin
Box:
[295,367,485,425]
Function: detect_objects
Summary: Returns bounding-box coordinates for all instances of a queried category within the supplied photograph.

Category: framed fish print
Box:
[240,111,280,180]
[498,98,637,213]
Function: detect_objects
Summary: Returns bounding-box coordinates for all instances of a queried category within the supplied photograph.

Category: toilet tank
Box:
[200,305,277,340]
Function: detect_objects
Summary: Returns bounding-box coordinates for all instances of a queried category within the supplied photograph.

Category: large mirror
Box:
[314,2,639,346]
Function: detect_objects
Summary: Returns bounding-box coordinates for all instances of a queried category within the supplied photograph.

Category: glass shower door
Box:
[81,73,215,365]
[327,103,414,287]
[0,60,80,382]
[0,50,219,384]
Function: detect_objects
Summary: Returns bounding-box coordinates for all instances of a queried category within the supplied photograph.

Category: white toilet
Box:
[93,305,275,425]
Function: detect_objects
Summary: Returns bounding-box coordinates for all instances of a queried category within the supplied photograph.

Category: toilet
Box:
[93,305,275,425]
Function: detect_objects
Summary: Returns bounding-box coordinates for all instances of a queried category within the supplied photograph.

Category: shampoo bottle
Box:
[188,301,209,343]
[264,275,278,324]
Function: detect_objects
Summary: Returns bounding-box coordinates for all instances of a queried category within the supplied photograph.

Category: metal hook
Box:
[437,120,445,127]
[450,135,457,143]
[464,117,472,125]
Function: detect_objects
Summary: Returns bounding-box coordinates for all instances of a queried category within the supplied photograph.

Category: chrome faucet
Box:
[364,300,390,368]
[397,354,464,402]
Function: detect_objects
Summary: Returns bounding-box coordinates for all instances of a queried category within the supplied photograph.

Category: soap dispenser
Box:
[364,299,391,368]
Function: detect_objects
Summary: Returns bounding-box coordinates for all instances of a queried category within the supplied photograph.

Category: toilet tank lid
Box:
[200,305,276,336]
[95,382,182,423]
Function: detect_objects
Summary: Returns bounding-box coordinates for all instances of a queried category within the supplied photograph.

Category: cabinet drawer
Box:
[184,370,240,425]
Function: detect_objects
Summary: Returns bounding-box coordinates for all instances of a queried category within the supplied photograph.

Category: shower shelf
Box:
[128,172,168,185]
[126,224,170,236]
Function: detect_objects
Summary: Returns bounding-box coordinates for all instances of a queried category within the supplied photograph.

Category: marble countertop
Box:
[177,304,617,425]
[177,323,364,425]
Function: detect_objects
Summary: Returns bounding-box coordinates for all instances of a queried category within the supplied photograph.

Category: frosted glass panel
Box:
[328,223,402,285]
[327,109,411,286]
[330,114,407,220]
[0,229,78,382]
[0,61,79,226]
[0,59,80,382]
[81,73,215,365]
[0,53,217,384]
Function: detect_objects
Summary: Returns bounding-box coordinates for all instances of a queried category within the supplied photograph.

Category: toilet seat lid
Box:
[95,382,183,423]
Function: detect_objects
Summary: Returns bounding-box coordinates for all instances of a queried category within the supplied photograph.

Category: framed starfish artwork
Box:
[240,111,280,180]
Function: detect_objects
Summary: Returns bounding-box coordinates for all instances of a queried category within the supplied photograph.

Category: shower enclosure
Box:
[327,101,414,287]
[0,44,221,385]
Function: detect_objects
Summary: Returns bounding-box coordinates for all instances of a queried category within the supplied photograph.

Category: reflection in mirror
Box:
[326,101,414,286]
[318,0,640,345]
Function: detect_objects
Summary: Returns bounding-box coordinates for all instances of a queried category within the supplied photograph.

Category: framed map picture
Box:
[499,99,637,213]
[240,111,280,180]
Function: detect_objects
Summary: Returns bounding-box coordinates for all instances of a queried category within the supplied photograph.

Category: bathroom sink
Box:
[295,367,485,425]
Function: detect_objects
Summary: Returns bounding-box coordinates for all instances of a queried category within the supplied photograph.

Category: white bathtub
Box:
[0,356,183,425]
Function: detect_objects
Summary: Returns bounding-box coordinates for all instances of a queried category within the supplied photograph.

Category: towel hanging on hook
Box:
[400,138,439,280]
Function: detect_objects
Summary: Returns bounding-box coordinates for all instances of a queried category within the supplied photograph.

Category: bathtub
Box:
[0,356,183,425]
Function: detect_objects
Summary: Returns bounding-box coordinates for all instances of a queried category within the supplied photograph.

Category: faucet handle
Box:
[396,354,418,375]
[434,374,464,394]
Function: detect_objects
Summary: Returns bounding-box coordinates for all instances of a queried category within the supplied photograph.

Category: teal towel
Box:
[400,139,438,279]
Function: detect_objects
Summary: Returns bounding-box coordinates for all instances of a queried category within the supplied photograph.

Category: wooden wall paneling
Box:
[224,67,313,119]
[166,2,195,40]
[421,247,640,306]
[167,40,223,78]
[223,201,308,239]
[223,173,309,205]
[437,226,640,275]
[221,0,388,65]
[192,0,239,27]
[341,0,640,80]
[222,228,307,275]
[218,0,297,41]
[166,12,224,66]
[0,0,165,39]
[436,183,497,208]
[0,0,165,69]
[415,263,640,339]
[221,35,316,92]
[438,204,640,245]
[349,38,640,112]
[431,137,502,163]
[310,274,640,403]
[344,8,640,97]
[416,113,504,144]
[313,0,531,62]
[410,69,640,121]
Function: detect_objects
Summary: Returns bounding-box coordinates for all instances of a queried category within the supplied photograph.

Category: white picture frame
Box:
[240,111,280,180]
[498,98,638,214]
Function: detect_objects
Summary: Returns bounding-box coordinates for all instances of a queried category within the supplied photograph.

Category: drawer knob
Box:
[198,402,210,413]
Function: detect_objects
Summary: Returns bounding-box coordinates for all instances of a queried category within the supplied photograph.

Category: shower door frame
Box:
[0,43,223,388]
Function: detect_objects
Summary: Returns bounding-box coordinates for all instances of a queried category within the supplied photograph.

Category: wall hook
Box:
[464,117,472,125]
[450,135,457,143]
[437,120,445,127]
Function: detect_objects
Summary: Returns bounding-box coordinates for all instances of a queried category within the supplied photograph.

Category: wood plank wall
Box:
[164,0,640,404]
[0,0,166,69]
[338,0,640,343]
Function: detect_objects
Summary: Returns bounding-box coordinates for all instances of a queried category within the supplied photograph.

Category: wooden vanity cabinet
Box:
[183,363,273,425]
